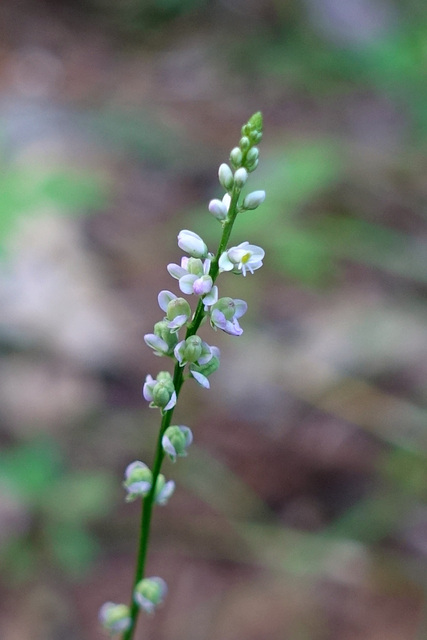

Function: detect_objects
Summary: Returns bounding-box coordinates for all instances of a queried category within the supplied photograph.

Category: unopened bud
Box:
[230,146,243,168]
[177,230,208,258]
[234,167,248,188]
[243,190,266,210]
[218,163,234,191]
[239,136,250,151]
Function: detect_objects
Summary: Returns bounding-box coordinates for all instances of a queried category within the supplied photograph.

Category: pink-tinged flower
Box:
[168,257,213,297]
[158,290,191,332]
[210,297,247,336]
[218,241,264,276]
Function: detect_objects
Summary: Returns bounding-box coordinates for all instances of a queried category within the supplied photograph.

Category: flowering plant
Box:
[99,112,266,638]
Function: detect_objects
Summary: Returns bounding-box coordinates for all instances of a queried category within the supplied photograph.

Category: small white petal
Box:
[156,480,175,505]
[164,391,177,411]
[162,435,177,459]
[144,334,169,354]
[233,299,248,318]
[190,370,210,389]
[179,274,198,294]
[203,285,218,308]
[218,253,234,272]
[158,290,176,312]
[125,460,149,478]
[167,263,187,279]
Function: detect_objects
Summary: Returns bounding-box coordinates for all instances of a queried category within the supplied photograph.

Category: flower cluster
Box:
[99,576,168,635]
[123,461,175,504]
[100,112,266,637]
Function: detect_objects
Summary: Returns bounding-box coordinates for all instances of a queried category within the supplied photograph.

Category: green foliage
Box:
[0,164,105,256]
[85,0,208,35]
[91,108,195,167]
[0,438,116,581]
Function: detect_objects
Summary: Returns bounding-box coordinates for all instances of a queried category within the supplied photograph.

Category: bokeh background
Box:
[1,1,427,638]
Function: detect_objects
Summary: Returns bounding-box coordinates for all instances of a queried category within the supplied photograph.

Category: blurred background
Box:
[0,0,427,638]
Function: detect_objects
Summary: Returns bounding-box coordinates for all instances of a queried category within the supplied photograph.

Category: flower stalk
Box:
[99,112,266,639]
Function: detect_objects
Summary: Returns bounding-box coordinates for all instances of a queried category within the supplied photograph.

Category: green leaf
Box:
[0,439,62,504]
[43,471,116,523]
[46,522,99,577]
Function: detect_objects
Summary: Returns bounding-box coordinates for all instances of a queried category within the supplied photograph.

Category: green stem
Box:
[121,183,241,640]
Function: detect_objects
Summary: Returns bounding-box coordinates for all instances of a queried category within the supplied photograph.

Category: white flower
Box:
[210,297,247,336]
[218,241,264,276]
[177,230,208,258]
[123,461,152,501]
[158,290,191,332]
[99,602,131,634]
[143,333,169,356]
[143,372,177,411]
[154,475,175,505]
[134,577,167,614]
[162,425,193,462]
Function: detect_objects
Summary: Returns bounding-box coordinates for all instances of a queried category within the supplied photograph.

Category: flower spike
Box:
[102,112,267,638]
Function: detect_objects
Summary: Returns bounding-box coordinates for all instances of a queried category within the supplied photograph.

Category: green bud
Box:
[241,124,251,137]
[246,158,259,173]
[239,136,250,151]
[153,382,173,408]
[246,147,259,164]
[181,336,203,363]
[211,297,236,321]
[186,257,204,275]
[191,354,220,379]
[156,371,174,388]
[154,320,178,353]
[248,111,263,134]
[230,146,243,168]
[163,426,188,458]
[166,297,191,322]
